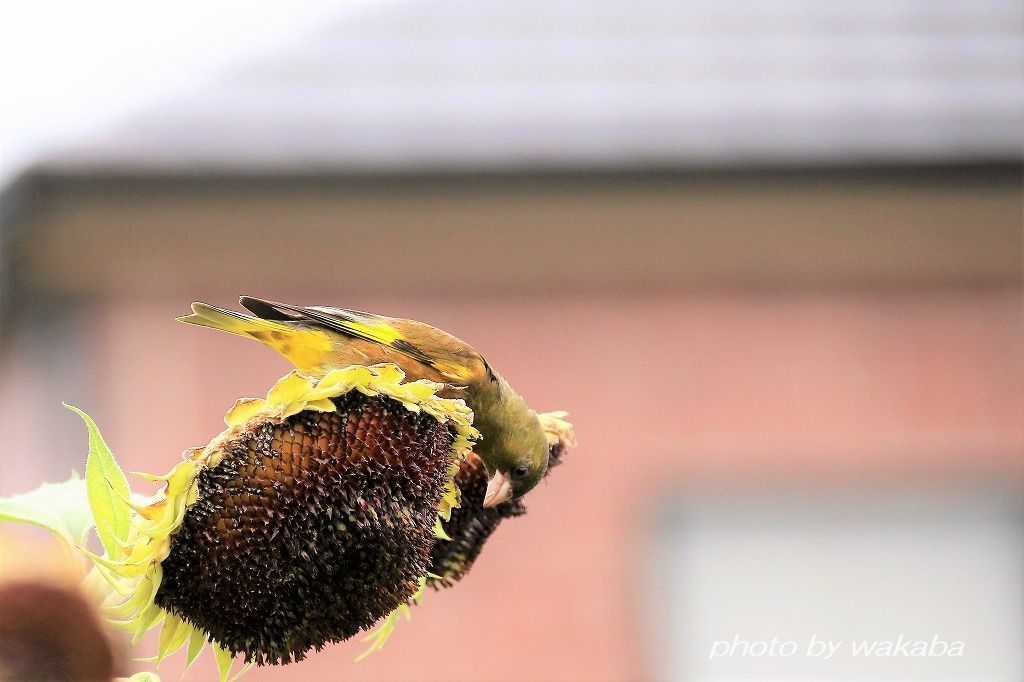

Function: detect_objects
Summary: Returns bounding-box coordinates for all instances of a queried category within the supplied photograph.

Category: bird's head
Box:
[479,412,550,508]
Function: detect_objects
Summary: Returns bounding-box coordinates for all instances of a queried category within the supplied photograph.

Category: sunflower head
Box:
[158,390,458,664]
[88,365,477,670]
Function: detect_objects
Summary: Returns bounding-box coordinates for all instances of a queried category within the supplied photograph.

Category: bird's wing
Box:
[239,296,484,383]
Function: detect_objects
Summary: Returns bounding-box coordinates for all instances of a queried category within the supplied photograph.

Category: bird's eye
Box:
[512,465,529,479]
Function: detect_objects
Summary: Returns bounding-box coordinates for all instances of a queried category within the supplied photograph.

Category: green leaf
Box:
[65,404,131,558]
[183,628,206,675]
[0,474,92,547]
[213,643,234,682]
[155,613,190,666]
[229,660,254,681]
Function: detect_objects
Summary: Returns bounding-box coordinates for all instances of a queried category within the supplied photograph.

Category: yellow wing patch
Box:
[246,327,334,374]
[335,319,403,346]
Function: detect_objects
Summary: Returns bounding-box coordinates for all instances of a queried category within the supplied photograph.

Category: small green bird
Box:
[179,296,551,507]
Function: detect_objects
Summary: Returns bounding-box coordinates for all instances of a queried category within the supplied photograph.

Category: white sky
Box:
[0,0,353,183]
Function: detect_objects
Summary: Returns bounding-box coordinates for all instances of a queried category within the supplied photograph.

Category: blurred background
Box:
[1,1,1021,680]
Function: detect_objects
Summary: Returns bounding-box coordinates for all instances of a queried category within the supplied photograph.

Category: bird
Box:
[178,296,550,508]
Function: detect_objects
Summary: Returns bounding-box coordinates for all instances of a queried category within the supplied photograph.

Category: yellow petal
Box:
[103,565,161,619]
[183,627,206,674]
[213,643,235,682]
[538,410,576,447]
[156,612,191,665]
[302,398,336,413]
[433,517,452,541]
[402,380,441,401]
[308,368,355,395]
[131,603,165,645]
[229,661,255,682]
[266,371,316,408]
[224,398,266,427]
[369,363,405,385]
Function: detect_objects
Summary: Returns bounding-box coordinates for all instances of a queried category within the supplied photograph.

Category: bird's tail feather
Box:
[177,302,333,372]
[177,302,289,337]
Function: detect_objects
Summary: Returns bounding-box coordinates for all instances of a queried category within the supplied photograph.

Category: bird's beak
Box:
[482,470,513,508]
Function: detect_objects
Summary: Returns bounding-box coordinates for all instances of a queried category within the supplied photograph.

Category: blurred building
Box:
[1,1,1021,680]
